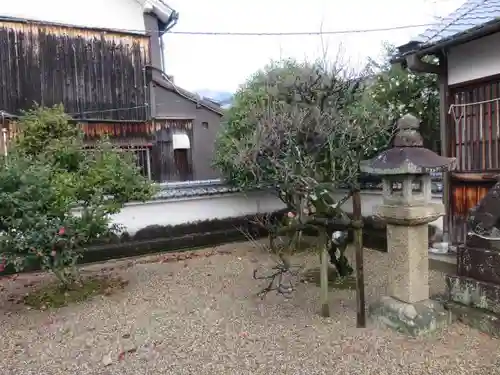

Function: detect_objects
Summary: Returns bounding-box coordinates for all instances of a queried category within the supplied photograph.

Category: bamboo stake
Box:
[2,128,8,157]
[320,235,330,317]
[352,189,366,328]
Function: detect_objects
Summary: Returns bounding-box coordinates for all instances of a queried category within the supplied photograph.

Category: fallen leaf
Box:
[118,352,126,361]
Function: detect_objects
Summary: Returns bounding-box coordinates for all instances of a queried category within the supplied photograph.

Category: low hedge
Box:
[0,210,391,277]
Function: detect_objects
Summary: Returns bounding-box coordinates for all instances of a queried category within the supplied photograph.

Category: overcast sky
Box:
[163,0,463,93]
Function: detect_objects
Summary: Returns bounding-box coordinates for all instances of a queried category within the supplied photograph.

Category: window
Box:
[83,145,152,181]
[131,146,153,180]
[202,121,209,129]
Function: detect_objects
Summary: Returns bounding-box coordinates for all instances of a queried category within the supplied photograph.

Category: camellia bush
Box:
[0,105,155,287]
[366,43,440,152]
[213,58,391,302]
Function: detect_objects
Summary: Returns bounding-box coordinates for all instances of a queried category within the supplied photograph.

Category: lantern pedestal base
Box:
[369,296,451,337]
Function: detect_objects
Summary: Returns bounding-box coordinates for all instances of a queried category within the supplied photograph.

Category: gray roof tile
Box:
[154,179,241,200]
[413,0,500,46]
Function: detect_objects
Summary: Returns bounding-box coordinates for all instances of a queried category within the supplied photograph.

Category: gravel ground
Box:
[0,242,499,375]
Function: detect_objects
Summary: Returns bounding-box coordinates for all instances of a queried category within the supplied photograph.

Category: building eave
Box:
[153,77,225,116]
[0,15,150,37]
[148,66,224,116]
[392,18,500,64]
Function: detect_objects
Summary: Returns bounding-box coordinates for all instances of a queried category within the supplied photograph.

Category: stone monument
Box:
[445,179,500,337]
[360,114,456,336]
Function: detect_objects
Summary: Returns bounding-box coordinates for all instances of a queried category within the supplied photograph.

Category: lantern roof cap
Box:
[360,114,456,176]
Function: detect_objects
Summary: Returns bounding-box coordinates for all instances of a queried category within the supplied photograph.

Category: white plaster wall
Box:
[73,190,444,235]
[448,32,500,86]
[1,0,146,32]
[106,191,286,235]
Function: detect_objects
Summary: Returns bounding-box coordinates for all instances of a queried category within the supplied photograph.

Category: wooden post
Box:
[146,147,152,180]
[2,128,8,158]
[320,236,330,317]
[438,55,451,245]
[352,189,366,327]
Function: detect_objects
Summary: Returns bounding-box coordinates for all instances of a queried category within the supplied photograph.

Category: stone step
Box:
[429,252,456,274]
[446,275,500,315]
[445,301,500,338]
[457,245,500,284]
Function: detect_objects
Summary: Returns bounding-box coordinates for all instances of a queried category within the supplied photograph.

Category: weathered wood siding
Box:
[449,181,494,243]
[449,80,500,172]
[151,119,194,183]
[448,81,500,244]
[0,20,150,121]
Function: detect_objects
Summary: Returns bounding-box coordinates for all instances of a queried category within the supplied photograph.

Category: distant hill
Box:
[196,89,234,108]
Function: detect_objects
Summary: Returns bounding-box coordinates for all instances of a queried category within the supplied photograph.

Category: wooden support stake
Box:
[352,189,366,328]
[146,147,152,181]
[320,239,330,317]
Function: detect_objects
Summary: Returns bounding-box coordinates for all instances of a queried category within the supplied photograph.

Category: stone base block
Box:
[369,296,451,337]
[446,275,500,315]
[457,245,500,284]
[445,301,500,338]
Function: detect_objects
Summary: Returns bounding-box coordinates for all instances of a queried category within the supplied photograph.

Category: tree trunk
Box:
[331,253,353,277]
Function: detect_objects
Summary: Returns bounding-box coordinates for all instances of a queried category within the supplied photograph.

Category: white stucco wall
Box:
[105,191,286,235]
[1,0,146,32]
[448,32,500,86]
[76,190,444,235]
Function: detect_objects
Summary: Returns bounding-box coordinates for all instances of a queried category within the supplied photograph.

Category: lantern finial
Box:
[393,114,423,148]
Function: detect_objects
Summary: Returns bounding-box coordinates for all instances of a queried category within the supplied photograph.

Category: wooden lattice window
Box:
[449,80,500,172]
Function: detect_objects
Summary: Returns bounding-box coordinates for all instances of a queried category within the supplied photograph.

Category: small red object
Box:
[58,227,66,236]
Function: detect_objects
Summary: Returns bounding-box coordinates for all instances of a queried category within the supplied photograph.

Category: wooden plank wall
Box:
[151,119,194,182]
[1,117,195,183]
[0,20,150,121]
[448,80,500,244]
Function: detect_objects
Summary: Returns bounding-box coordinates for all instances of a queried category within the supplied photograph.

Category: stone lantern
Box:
[360,113,456,336]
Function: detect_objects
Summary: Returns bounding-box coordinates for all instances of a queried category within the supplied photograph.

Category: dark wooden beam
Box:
[405,54,443,75]
[438,53,451,244]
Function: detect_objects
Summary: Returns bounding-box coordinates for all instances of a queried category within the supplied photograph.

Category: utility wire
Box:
[67,105,147,116]
[0,22,445,118]
[2,16,438,37]
[163,23,437,36]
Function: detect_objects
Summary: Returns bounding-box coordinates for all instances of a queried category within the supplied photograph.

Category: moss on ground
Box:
[23,275,129,309]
